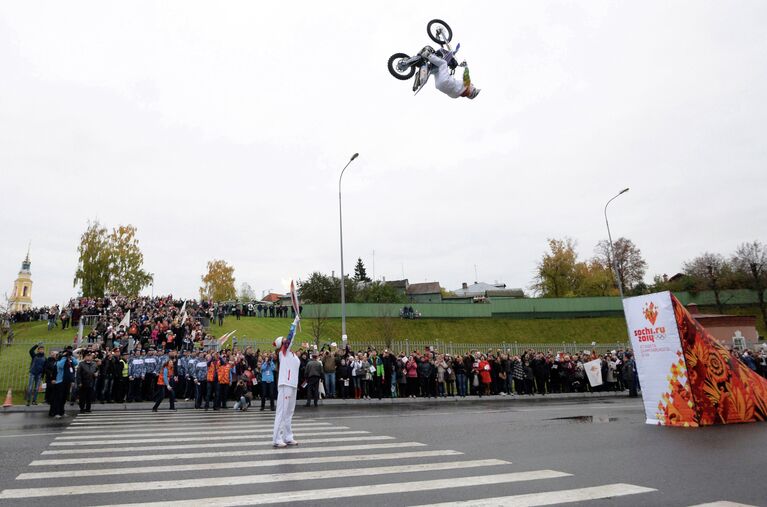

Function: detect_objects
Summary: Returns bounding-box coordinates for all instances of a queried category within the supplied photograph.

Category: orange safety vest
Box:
[157,362,174,386]
[217,363,231,385]
[207,360,218,382]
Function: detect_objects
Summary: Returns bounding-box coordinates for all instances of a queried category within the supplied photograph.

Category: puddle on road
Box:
[549,415,618,424]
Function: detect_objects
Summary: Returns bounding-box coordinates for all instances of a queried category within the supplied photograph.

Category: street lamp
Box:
[604,188,629,299]
[338,152,359,343]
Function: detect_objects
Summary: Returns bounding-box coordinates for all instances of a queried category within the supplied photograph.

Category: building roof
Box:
[406,282,441,295]
[262,293,284,303]
[385,279,409,289]
[486,289,525,298]
[454,282,510,297]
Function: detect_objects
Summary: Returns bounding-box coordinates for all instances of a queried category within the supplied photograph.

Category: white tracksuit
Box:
[427,54,465,98]
[273,349,300,445]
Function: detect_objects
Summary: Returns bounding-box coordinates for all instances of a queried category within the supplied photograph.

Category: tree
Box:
[200,260,236,302]
[376,305,397,350]
[731,241,767,327]
[309,304,329,348]
[74,221,112,298]
[576,259,617,296]
[355,281,407,303]
[239,282,255,302]
[531,238,583,297]
[106,225,153,296]
[74,221,152,298]
[353,258,371,283]
[298,272,336,304]
[595,237,647,293]
[682,253,734,313]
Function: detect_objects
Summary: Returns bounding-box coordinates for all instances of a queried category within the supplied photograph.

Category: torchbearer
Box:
[272,315,301,448]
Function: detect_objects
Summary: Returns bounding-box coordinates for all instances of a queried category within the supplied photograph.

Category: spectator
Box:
[304,351,323,407]
[76,352,97,413]
[322,350,337,399]
[26,342,46,406]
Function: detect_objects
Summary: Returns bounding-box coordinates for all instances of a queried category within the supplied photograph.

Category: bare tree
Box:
[595,237,647,293]
[682,252,734,313]
[309,304,329,348]
[377,306,396,350]
[731,241,767,328]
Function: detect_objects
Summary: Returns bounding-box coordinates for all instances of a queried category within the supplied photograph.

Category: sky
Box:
[1,1,765,306]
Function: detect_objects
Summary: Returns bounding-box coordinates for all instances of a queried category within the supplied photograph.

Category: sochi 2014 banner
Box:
[623,291,693,426]
[624,290,767,427]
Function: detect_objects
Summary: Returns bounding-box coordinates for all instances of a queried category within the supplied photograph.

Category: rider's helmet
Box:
[436,48,459,70]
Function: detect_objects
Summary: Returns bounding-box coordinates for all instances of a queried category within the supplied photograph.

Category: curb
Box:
[1,391,636,414]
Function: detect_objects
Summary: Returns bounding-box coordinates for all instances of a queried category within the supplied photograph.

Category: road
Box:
[0,397,764,506]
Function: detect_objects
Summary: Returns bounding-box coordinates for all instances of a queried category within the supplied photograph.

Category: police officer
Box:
[143,348,159,401]
[193,352,208,409]
[177,350,189,399]
[184,351,197,401]
[127,350,145,402]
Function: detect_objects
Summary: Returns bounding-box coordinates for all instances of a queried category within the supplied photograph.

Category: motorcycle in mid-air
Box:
[387,19,460,95]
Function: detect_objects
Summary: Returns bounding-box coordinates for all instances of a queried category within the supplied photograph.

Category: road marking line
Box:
[32,440,418,465]
[0,432,64,438]
[59,423,334,438]
[71,414,284,422]
[50,426,370,449]
[17,450,464,480]
[0,459,508,499]
[67,419,305,429]
[686,502,759,507]
[412,483,657,506]
[94,470,571,507]
[69,415,290,425]
[55,424,349,445]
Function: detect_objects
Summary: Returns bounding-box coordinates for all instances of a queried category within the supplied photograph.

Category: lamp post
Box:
[604,188,629,299]
[339,152,359,343]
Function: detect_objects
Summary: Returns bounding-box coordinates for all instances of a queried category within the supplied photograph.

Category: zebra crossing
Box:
[0,408,683,506]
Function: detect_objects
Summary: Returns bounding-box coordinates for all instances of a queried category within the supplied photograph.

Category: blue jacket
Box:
[29,345,46,376]
[194,359,208,382]
[261,360,276,383]
[55,356,79,384]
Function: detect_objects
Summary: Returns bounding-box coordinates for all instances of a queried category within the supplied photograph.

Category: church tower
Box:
[10,247,33,312]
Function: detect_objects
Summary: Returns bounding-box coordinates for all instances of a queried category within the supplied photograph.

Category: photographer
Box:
[49,348,78,419]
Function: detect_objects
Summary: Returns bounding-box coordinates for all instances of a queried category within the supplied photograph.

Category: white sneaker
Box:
[286,440,299,446]
[273,442,287,448]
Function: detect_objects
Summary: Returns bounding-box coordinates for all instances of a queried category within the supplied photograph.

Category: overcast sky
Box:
[2,1,765,306]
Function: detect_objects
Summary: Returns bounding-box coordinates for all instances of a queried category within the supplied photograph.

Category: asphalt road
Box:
[0,397,764,506]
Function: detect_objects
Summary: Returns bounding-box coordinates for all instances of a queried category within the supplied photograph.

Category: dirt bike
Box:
[387,19,459,95]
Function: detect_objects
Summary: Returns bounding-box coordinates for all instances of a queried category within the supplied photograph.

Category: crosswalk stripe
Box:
[51,426,350,445]
[95,470,571,507]
[686,503,759,507]
[17,449,464,480]
[31,440,420,465]
[72,414,282,424]
[67,419,302,430]
[51,428,355,446]
[75,409,283,416]
[69,416,288,426]
[0,459,509,499]
[58,423,335,438]
[411,483,657,506]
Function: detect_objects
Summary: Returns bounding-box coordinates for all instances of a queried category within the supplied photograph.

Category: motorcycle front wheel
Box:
[388,53,416,80]
[427,19,452,44]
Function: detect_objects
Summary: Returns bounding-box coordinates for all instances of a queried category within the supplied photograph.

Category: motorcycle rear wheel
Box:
[388,53,416,80]
[427,19,452,44]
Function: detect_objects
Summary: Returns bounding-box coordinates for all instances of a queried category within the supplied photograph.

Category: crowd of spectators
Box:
[28,341,767,417]
[15,294,767,416]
